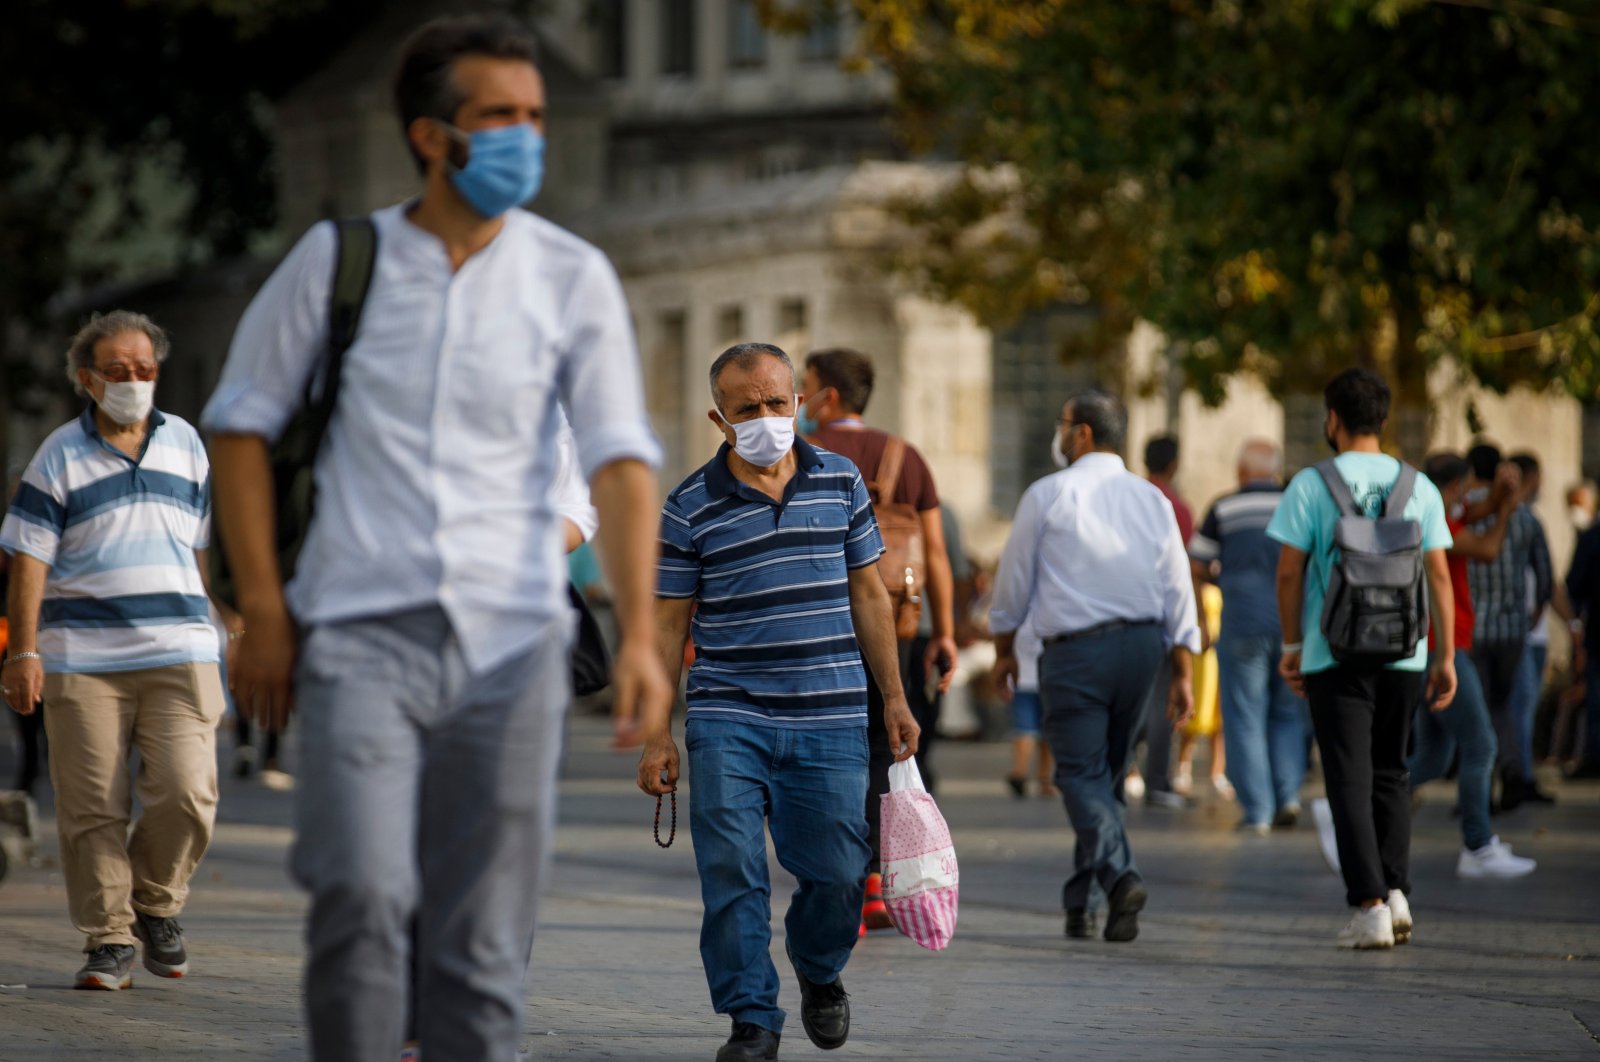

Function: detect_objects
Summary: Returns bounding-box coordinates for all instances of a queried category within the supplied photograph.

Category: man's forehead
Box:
[93,331,154,362]
[726,359,792,393]
[451,55,544,108]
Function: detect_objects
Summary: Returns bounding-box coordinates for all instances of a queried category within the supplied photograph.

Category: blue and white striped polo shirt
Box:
[0,407,218,674]
[658,439,885,728]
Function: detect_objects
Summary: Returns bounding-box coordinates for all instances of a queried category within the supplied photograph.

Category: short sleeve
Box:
[844,470,887,569]
[1266,469,1320,552]
[656,496,701,599]
[201,222,336,440]
[901,444,940,512]
[1414,477,1453,552]
[0,441,69,567]
[1189,503,1222,563]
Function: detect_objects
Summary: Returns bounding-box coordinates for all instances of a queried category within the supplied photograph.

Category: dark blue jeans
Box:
[1216,634,1308,826]
[1039,623,1166,911]
[686,718,871,1035]
[1508,642,1546,781]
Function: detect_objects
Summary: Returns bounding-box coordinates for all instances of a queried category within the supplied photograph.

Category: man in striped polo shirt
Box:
[638,343,919,1062]
[1,311,232,990]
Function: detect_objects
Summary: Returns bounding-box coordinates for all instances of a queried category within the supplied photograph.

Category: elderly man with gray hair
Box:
[1,310,235,990]
[1189,438,1308,833]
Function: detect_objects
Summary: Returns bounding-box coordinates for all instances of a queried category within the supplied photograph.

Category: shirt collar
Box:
[79,404,165,440]
[703,436,824,500]
[1071,451,1127,474]
[1241,479,1281,493]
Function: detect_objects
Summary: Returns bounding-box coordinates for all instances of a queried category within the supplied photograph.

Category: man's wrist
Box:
[1281,641,1303,654]
[4,650,41,664]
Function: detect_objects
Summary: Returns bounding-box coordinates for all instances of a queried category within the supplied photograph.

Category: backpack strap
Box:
[306,217,378,436]
[1314,459,1363,518]
[875,435,906,505]
[1383,463,1418,519]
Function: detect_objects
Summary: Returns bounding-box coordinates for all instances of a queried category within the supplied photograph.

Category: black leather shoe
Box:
[1065,907,1097,939]
[793,961,850,1050]
[716,1021,780,1061]
[1104,872,1148,943]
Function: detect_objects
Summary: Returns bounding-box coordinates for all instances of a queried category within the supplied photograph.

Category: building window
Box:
[778,298,807,335]
[728,0,767,69]
[591,0,626,79]
[661,0,696,76]
[718,305,745,343]
[800,11,841,62]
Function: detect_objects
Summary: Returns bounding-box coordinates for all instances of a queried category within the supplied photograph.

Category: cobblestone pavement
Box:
[1,714,1597,1060]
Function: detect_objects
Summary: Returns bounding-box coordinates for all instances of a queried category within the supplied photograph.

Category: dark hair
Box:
[393,14,540,171]
[1423,452,1470,491]
[1067,389,1127,453]
[805,348,875,414]
[1324,368,1390,436]
[709,342,793,411]
[1509,451,1540,477]
[1466,442,1502,481]
[1143,434,1180,476]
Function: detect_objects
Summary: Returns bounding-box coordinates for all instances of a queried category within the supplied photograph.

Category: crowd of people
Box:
[1,11,1597,1062]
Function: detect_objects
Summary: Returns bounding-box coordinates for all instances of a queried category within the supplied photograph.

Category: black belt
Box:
[1042,619,1161,646]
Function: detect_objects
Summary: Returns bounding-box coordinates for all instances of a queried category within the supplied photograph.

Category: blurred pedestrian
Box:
[1268,369,1455,950]
[1132,433,1194,809]
[797,347,957,932]
[1464,444,1555,810]
[1414,454,1535,878]
[1189,439,1306,833]
[1505,453,1577,804]
[1,311,235,989]
[1004,622,1055,798]
[1563,515,1600,780]
[991,390,1200,944]
[638,343,916,1062]
[203,15,670,1060]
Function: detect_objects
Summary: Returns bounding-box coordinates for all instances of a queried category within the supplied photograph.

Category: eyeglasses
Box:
[90,364,159,383]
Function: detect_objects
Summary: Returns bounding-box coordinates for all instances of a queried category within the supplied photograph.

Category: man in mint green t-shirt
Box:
[1267,368,1455,952]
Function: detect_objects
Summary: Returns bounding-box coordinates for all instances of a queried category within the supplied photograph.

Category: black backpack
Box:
[1314,459,1428,666]
[212,217,612,695]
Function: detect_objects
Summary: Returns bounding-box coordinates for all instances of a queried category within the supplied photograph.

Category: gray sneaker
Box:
[75,944,135,990]
[133,910,189,977]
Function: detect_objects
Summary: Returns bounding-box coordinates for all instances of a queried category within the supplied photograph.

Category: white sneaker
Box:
[1337,903,1395,949]
[1457,836,1537,879]
[1310,797,1341,875]
[1211,775,1236,802]
[1123,771,1146,802]
[1387,889,1412,944]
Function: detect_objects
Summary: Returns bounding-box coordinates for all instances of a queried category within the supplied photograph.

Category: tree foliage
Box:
[801,0,1600,405]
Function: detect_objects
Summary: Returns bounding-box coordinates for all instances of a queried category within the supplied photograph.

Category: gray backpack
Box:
[1315,460,1428,665]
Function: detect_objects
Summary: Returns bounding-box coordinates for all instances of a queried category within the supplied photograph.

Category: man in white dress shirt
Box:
[991,390,1201,943]
[202,14,671,1061]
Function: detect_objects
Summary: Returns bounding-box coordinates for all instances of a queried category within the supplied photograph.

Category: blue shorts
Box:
[1011,690,1043,737]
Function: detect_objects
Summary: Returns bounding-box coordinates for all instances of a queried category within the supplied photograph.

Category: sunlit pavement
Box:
[2,713,1597,1060]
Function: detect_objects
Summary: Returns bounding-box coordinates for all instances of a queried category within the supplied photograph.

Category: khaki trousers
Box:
[43,662,225,950]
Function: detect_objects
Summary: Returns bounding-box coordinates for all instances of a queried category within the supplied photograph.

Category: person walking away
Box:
[797,347,957,932]
[1004,621,1055,798]
[1133,433,1195,809]
[1268,368,1456,950]
[1189,439,1307,833]
[2,311,237,989]
[1561,513,1600,780]
[1463,443,1554,811]
[638,343,918,1061]
[202,15,671,1060]
[1411,454,1535,879]
[1504,452,1572,804]
[990,390,1201,943]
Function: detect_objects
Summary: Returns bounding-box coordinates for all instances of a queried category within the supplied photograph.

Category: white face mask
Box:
[97,380,155,426]
[1572,506,1593,532]
[719,406,796,468]
[1051,429,1070,469]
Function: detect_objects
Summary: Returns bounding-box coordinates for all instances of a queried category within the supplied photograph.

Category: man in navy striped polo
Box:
[638,342,919,1062]
[1,311,234,991]
[1188,439,1308,833]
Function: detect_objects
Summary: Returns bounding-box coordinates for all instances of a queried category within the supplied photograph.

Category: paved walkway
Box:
[1,714,1597,1060]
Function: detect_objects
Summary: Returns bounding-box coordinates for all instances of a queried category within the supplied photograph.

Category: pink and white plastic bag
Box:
[878,756,958,950]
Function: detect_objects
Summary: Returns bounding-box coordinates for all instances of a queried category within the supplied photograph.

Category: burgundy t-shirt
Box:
[1152,477,1195,545]
[808,424,940,511]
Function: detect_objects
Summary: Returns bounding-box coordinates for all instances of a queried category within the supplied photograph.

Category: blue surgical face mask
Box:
[796,401,820,438]
[443,122,544,218]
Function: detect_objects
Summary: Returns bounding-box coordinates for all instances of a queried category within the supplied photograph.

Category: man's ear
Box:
[408,117,453,172]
